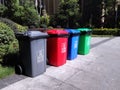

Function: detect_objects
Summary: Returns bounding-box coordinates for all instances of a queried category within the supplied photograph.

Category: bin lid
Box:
[24,31,48,37]
[65,29,80,34]
[47,29,68,35]
[77,28,91,31]
[16,31,48,40]
[77,28,92,35]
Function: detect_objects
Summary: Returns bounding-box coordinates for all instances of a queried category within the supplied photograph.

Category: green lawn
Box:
[0,65,14,79]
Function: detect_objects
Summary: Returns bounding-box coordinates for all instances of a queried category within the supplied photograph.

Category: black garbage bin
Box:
[15,31,48,77]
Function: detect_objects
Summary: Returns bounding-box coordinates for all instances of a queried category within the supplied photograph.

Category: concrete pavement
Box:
[0,37,120,90]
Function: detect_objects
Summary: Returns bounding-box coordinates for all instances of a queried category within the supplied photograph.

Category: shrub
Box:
[50,0,80,28]
[21,5,40,27]
[92,28,119,36]
[15,23,28,32]
[117,30,120,36]
[0,4,7,17]
[0,18,27,33]
[40,9,50,27]
[0,22,18,60]
[3,0,40,27]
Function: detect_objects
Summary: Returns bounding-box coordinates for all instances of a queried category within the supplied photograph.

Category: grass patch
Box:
[0,64,14,79]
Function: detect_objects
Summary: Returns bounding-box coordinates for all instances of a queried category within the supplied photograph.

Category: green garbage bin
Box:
[77,28,92,55]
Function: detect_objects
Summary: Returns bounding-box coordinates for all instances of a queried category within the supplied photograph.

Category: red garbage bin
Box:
[47,29,69,66]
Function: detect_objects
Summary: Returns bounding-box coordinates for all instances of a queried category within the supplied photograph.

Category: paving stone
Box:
[56,83,81,90]
[0,74,27,89]
[65,70,120,90]
[1,75,63,90]
[1,37,120,90]
[44,64,79,82]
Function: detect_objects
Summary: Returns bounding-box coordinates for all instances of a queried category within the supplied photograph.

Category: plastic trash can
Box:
[15,31,48,77]
[65,29,80,60]
[77,28,92,55]
[47,29,69,66]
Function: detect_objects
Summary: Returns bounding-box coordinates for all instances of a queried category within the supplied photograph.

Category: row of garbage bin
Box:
[15,28,92,77]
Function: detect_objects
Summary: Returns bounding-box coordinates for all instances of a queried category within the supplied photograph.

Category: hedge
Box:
[0,18,27,33]
[92,28,120,36]
[0,22,17,60]
[0,20,28,66]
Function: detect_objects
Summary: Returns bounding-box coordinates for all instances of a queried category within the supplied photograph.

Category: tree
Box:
[78,0,119,28]
[50,0,80,28]
[2,0,40,27]
[104,0,116,28]
[79,0,93,27]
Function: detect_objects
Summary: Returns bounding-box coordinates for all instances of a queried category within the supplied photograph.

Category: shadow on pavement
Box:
[0,65,51,89]
[91,37,115,49]
[0,74,27,89]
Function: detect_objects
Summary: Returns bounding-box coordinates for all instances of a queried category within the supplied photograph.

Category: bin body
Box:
[77,28,92,55]
[65,29,80,60]
[47,29,68,66]
[16,31,47,77]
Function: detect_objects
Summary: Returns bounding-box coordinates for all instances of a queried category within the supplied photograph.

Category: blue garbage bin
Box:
[65,29,80,60]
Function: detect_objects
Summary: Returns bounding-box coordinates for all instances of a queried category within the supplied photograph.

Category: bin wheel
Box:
[15,65,23,75]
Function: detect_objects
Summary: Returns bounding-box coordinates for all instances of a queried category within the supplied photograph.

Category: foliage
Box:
[0,18,27,33]
[78,0,119,28]
[104,0,116,28]
[0,22,18,59]
[80,0,102,27]
[1,0,119,28]
[15,24,28,32]
[92,28,119,36]
[40,9,50,27]
[21,5,40,27]
[0,4,7,17]
[50,0,80,28]
[2,0,40,27]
